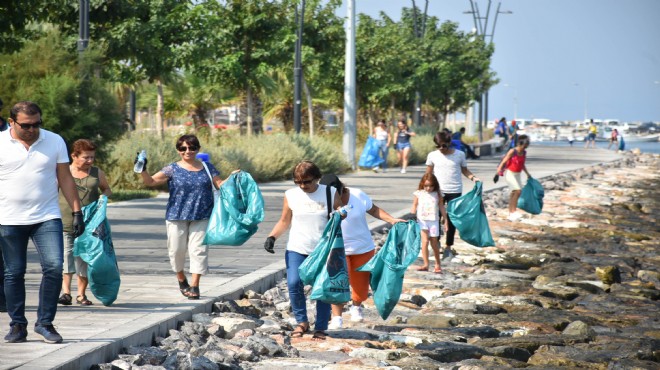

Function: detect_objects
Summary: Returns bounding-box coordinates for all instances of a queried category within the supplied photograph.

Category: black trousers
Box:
[442,192,462,247]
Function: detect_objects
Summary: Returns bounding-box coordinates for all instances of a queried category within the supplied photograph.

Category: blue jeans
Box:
[285,250,330,331]
[0,219,64,326]
[0,251,5,310]
[377,140,389,170]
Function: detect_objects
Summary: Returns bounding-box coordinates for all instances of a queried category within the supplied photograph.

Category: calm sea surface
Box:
[533,140,660,154]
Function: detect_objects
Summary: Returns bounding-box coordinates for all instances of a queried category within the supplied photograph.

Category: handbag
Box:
[202,162,219,204]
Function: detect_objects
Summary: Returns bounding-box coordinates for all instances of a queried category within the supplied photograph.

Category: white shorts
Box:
[505,170,523,191]
[417,219,440,237]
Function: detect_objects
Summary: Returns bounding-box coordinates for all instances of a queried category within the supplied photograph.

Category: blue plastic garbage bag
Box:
[357,220,420,319]
[298,212,350,304]
[358,136,385,168]
[447,182,495,247]
[618,137,625,151]
[73,195,120,306]
[517,177,544,215]
[204,171,265,246]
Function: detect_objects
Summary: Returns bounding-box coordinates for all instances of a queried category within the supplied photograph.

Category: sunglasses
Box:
[436,144,449,149]
[14,120,42,130]
[294,179,315,185]
[177,145,199,152]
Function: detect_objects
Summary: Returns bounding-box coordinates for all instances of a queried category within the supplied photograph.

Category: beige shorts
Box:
[165,219,210,275]
[63,232,88,276]
[505,170,523,191]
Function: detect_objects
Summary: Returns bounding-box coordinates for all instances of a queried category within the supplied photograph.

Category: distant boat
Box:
[623,134,660,142]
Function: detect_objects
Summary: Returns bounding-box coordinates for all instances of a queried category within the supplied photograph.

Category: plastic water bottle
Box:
[338,204,353,217]
[134,150,147,173]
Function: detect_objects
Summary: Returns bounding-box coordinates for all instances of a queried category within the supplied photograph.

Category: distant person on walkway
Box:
[320,175,405,330]
[425,131,480,256]
[57,139,112,307]
[494,117,508,142]
[452,127,480,159]
[607,128,619,150]
[372,120,391,172]
[394,119,415,174]
[411,173,448,273]
[0,101,84,344]
[138,134,235,300]
[263,161,342,341]
[508,120,519,148]
[496,135,532,222]
[585,119,597,148]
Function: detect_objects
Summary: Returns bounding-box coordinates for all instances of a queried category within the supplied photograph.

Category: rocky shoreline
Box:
[94,153,659,370]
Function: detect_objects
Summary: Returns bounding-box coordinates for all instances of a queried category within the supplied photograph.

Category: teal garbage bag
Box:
[299,213,350,304]
[73,195,120,306]
[446,182,495,247]
[357,220,420,319]
[517,177,544,215]
[204,171,265,246]
[358,136,385,168]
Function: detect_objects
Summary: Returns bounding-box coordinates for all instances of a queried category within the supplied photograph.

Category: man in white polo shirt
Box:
[0,101,84,344]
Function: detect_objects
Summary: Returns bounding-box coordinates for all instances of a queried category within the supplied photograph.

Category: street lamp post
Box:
[464,0,511,142]
[293,0,306,134]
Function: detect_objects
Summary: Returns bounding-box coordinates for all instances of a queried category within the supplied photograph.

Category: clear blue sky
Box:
[337,0,660,123]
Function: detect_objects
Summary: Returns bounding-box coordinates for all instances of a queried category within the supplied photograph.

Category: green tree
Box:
[0,30,123,150]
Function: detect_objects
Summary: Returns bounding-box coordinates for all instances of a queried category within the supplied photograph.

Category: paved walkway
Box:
[0,146,621,370]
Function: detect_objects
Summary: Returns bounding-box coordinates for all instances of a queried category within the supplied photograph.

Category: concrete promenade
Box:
[0,146,621,370]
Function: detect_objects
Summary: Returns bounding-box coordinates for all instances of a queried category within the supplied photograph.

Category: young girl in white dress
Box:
[411,173,449,273]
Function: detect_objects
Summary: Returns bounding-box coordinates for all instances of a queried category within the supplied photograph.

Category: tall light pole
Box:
[464,0,511,141]
[411,0,428,127]
[78,0,89,54]
[502,83,517,119]
[343,0,356,169]
[293,0,306,134]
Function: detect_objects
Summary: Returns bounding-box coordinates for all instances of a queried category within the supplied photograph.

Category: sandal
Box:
[312,330,327,341]
[57,293,72,306]
[290,322,309,338]
[178,278,190,297]
[76,295,93,306]
[186,286,200,300]
[415,266,429,272]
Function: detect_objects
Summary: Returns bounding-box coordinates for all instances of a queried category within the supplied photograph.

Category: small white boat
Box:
[623,134,660,142]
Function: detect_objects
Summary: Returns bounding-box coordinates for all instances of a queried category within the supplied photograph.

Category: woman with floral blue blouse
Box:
[138,134,236,299]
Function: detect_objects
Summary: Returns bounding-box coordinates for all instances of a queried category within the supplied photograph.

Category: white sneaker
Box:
[507,212,522,222]
[328,316,343,329]
[372,166,380,173]
[349,305,364,322]
[400,169,406,174]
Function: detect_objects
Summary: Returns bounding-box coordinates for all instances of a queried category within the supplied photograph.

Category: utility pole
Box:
[293,0,306,134]
[78,0,90,105]
[411,0,428,127]
[343,0,356,169]
[464,0,511,142]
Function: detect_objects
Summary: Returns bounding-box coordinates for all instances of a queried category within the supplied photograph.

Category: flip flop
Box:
[434,267,443,274]
[290,323,309,338]
[312,330,327,341]
[415,266,429,271]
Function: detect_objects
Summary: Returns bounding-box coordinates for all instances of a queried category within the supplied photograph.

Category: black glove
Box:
[72,211,85,238]
[134,152,148,172]
[264,236,276,254]
[493,173,499,183]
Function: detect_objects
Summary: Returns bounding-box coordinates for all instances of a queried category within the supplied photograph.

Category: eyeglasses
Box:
[14,120,42,130]
[436,144,449,149]
[177,146,199,152]
[294,179,315,185]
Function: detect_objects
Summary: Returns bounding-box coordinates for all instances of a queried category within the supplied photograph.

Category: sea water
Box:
[534,140,660,154]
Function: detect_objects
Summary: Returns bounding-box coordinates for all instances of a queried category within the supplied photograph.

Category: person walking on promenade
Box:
[394,119,415,174]
[494,117,508,143]
[451,127,480,159]
[425,131,480,256]
[585,119,597,148]
[607,128,619,150]
[372,120,391,173]
[57,139,112,307]
[319,175,405,330]
[411,173,449,273]
[138,134,234,300]
[508,120,519,148]
[263,161,342,341]
[0,101,84,344]
[496,135,532,222]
